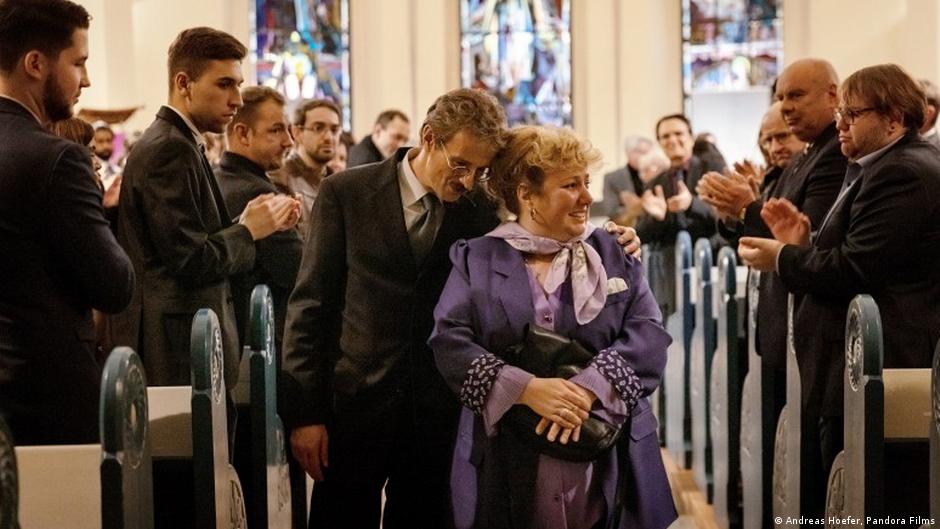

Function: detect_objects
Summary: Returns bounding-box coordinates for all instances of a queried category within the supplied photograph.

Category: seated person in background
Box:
[347,108,410,168]
[636,113,724,315]
[595,135,652,222]
[430,125,676,529]
[327,130,355,174]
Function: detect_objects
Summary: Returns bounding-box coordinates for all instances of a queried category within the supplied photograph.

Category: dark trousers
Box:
[800,413,843,520]
[307,392,456,529]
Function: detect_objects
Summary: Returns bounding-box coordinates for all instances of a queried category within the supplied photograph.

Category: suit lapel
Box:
[156,106,231,226]
[367,157,418,272]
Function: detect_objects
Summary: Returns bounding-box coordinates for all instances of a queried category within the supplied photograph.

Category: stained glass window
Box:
[252,0,351,129]
[682,0,783,99]
[460,0,572,127]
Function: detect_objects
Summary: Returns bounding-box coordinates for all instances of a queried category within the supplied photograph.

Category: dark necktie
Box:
[409,194,443,264]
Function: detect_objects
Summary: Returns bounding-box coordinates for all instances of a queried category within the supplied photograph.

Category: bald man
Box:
[701,58,848,521]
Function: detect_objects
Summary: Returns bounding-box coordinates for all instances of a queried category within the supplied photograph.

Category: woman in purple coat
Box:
[430,126,677,529]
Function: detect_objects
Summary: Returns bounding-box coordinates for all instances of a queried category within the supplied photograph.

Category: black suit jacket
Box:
[346,135,384,168]
[216,152,302,351]
[111,106,256,387]
[636,154,721,314]
[725,123,846,370]
[0,98,134,444]
[281,149,499,435]
[779,131,940,416]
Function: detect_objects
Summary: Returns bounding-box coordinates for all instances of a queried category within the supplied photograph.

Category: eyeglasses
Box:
[439,141,489,181]
[835,106,877,125]
[300,122,341,135]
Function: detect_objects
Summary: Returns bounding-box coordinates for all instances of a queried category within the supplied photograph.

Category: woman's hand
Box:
[518,378,591,429]
[535,417,580,444]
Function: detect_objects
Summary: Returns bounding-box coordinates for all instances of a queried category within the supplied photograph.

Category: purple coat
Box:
[430,230,677,529]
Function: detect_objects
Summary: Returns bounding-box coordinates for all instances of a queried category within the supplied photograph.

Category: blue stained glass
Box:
[460,0,572,127]
[253,0,351,129]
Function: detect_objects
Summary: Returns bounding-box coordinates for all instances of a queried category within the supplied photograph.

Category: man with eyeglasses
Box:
[347,108,412,168]
[281,88,641,529]
[271,98,342,237]
[740,63,940,520]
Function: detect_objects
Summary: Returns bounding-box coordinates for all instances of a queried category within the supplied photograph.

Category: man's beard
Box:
[96,150,113,161]
[43,72,74,122]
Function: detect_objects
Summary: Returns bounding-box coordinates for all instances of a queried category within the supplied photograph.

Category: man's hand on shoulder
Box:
[604,222,642,259]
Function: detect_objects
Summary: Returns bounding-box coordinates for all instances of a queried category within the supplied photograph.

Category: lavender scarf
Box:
[487,222,607,325]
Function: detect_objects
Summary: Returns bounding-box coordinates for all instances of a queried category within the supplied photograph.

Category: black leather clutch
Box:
[501,324,623,462]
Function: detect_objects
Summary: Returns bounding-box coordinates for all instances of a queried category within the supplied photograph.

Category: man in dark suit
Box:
[111,27,297,388]
[700,59,845,380]
[282,88,507,529]
[636,113,725,315]
[216,85,302,351]
[346,108,410,168]
[0,0,134,444]
[740,63,940,518]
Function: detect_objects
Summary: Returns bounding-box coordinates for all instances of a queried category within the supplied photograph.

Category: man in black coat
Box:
[699,60,845,390]
[740,63,940,518]
[0,0,134,444]
[216,86,302,352]
[346,109,410,168]
[636,113,725,316]
[111,27,297,388]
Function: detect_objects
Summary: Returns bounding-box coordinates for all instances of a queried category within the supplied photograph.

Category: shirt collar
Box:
[398,147,431,207]
[855,133,905,167]
[0,94,42,124]
[165,105,206,148]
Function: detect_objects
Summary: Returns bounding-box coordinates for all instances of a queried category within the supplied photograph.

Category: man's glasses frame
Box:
[835,106,877,125]
[439,141,489,181]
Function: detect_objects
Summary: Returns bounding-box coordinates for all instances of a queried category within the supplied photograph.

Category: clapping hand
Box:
[641,186,668,221]
[667,181,693,213]
[761,198,810,246]
[697,170,756,218]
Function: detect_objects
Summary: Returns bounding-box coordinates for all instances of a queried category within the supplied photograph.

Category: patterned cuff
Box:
[589,348,642,410]
[459,353,507,415]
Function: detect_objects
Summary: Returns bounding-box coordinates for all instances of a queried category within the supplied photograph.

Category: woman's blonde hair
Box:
[486,125,602,215]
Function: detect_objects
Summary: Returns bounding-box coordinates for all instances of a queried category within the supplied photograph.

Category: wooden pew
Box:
[739,270,770,529]
[243,285,292,528]
[691,237,715,499]
[824,295,932,526]
[772,294,805,527]
[17,347,153,529]
[190,308,248,528]
[644,244,665,443]
[709,248,748,529]
[665,231,695,468]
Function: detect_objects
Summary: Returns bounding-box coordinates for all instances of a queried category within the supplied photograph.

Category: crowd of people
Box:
[2,0,939,528]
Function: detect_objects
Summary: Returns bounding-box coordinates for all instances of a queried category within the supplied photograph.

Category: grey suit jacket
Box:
[111,106,256,386]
